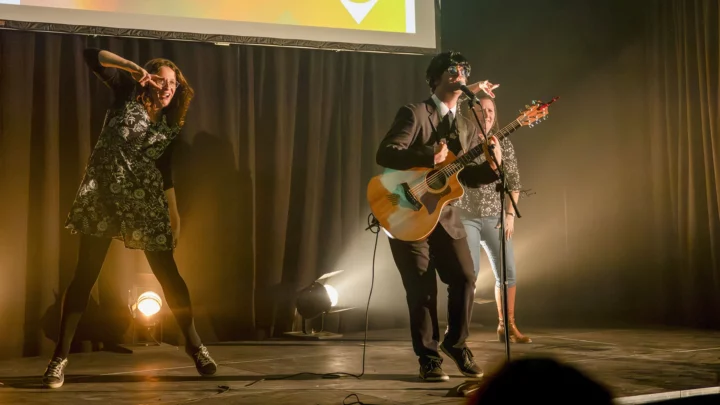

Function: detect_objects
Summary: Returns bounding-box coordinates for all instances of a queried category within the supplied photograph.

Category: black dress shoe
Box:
[440,343,483,378]
[419,356,450,382]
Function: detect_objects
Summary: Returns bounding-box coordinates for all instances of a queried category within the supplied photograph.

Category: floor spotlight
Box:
[136,291,162,317]
[128,289,164,346]
[114,275,176,354]
[285,270,354,340]
[296,281,333,320]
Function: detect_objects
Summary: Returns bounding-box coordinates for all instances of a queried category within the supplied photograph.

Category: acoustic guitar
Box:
[367,98,557,241]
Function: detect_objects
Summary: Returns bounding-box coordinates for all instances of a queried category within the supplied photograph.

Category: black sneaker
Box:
[42,357,68,389]
[440,343,483,378]
[186,344,217,376]
[419,356,449,382]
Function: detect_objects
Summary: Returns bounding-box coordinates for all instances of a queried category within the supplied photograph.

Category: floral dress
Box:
[65,49,180,251]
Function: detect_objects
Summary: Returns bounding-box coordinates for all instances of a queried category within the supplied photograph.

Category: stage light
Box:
[324,284,339,307]
[286,271,355,339]
[136,291,162,317]
[295,270,345,319]
[296,282,332,319]
[124,283,166,350]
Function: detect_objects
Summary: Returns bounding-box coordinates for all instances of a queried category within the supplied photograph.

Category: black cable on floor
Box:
[342,392,379,405]
[245,213,380,387]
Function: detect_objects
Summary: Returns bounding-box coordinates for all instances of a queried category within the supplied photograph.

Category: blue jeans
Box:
[461,215,517,288]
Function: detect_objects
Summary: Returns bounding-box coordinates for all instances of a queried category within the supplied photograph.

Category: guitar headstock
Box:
[517,96,559,128]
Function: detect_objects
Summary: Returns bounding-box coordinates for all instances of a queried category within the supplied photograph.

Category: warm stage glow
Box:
[137,291,162,317]
[324,284,339,307]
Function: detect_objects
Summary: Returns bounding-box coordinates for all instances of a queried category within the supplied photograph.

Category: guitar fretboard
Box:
[444,119,522,175]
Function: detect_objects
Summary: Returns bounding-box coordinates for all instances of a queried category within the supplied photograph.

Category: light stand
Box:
[465,96,522,362]
[130,310,163,346]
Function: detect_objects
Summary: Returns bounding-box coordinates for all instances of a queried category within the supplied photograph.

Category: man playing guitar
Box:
[375,51,501,381]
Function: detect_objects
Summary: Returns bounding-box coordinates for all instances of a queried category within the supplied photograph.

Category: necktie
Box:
[439,110,454,141]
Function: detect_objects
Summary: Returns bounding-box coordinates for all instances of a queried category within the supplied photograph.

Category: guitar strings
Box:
[413,119,519,191]
[411,107,538,192]
[407,118,521,196]
[406,100,551,196]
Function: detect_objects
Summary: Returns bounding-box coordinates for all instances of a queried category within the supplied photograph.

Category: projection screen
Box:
[0,0,438,54]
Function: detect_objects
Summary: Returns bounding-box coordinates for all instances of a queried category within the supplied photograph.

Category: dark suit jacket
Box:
[376,98,499,240]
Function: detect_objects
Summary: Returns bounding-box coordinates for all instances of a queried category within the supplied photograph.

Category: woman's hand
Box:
[131,67,162,89]
[97,50,162,89]
[466,80,500,98]
[170,213,181,246]
[165,188,180,247]
[496,213,515,240]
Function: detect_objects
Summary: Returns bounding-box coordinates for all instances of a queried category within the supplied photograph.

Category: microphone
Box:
[459,84,481,104]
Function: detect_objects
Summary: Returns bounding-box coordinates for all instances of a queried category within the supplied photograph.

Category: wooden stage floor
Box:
[1,326,719,404]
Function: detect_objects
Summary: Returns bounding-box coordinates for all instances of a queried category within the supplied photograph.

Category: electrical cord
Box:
[245,213,381,387]
[342,392,379,405]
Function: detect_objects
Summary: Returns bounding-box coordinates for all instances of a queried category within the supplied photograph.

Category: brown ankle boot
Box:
[495,286,532,344]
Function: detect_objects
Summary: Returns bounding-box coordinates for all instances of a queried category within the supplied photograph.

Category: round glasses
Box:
[447,65,471,78]
[152,77,179,89]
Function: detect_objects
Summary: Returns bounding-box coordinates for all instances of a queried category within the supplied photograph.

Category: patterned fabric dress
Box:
[65,49,180,251]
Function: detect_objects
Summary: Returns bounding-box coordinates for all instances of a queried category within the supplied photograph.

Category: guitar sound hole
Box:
[425,170,447,191]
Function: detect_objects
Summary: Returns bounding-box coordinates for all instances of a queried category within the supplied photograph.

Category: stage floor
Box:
[0,327,719,404]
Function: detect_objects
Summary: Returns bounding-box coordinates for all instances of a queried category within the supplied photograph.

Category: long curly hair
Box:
[137,58,194,128]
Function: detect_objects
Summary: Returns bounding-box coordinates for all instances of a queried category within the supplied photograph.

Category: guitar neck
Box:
[446,119,522,174]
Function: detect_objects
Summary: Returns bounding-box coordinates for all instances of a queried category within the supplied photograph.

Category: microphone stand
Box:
[446,95,522,399]
[465,96,522,363]
[446,95,524,398]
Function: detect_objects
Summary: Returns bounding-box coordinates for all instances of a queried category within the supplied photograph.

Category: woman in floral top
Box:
[455,93,531,344]
[42,48,216,388]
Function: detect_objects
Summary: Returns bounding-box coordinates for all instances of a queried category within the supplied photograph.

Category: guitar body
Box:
[367,151,465,242]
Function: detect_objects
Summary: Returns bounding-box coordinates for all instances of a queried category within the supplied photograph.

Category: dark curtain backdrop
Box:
[440,0,720,329]
[2,0,720,361]
[647,0,720,326]
[0,30,431,359]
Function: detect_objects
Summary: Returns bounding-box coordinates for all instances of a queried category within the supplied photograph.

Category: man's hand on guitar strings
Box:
[434,141,449,165]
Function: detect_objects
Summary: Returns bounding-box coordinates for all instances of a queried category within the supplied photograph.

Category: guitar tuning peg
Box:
[532,100,537,105]
[525,105,530,109]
